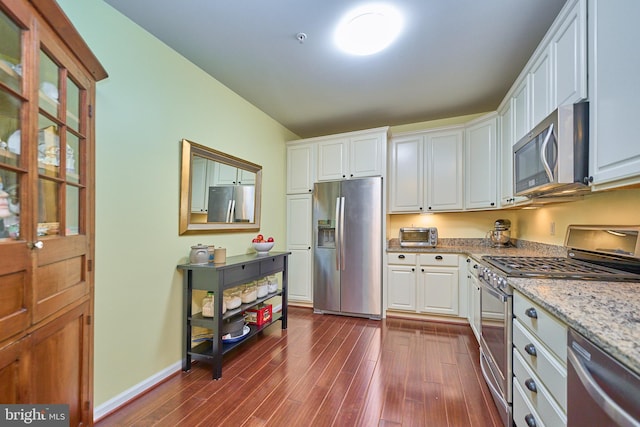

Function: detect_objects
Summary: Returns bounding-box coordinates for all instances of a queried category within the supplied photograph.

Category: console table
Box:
[178,251,290,379]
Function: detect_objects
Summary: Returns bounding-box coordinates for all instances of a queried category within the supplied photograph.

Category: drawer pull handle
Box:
[525,307,538,319]
[435,255,443,260]
[524,378,537,393]
[398,255,405,259]
[524,344,537,357]
[524,414,537,427]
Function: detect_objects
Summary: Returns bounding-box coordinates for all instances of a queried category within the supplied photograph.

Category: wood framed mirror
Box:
[179,139,262,234]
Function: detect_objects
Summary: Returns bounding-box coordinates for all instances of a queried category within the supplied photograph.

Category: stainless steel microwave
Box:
[513,102,589,197]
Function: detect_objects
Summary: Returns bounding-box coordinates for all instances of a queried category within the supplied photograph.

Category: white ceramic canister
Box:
[189,244,209,264]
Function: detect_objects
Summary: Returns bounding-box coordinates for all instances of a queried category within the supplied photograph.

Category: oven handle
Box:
[568,346,639,427]
[480,351,504,401]
[480,280,509,302]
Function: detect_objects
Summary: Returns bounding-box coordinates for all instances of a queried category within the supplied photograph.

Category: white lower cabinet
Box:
[286,194,313,304]
[512,290,567,426]
[387,253,459,317]
[287,249,312,303]
[466,257,481,342]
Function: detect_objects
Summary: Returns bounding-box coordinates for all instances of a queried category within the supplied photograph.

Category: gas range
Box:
[482,225,640,283]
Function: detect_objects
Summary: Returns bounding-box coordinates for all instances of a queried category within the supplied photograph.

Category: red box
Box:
[245,304,272,326]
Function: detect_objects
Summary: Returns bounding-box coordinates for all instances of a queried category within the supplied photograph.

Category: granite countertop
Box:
[387,238,640,375]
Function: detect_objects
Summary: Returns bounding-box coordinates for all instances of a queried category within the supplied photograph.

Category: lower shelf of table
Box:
[188,312,283,358]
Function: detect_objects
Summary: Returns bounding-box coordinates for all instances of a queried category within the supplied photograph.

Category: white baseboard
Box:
[93,360,182,422]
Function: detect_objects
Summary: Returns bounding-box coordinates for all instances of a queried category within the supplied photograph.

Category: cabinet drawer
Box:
[513,376,545,427]
[418,253,458,266]
[514,351,567,426]
[222,262,260,285]
[260,256,284,276]
[513,319,567,410]
[387,253,417,266]
[514,290,567,363]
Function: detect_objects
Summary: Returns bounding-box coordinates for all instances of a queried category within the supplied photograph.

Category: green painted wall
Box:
[58,0,297,407]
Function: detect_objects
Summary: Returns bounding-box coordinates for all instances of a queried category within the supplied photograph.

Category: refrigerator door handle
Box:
[225,200,232,223]
[335,197,341,270]
[339,196,345,271]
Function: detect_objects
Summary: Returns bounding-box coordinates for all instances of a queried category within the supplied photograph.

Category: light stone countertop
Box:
[387,238,640,375]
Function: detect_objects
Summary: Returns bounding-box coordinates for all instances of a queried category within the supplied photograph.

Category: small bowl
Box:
[252,241,274,255]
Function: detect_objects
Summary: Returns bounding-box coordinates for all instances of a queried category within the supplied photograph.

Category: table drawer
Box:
[514,350,567,425]
[387,253,417,266]
[418,253,458,266]
[260,256,284,275]
[514,290,567,363]
[513,319,567,410]
[222,262,260,285]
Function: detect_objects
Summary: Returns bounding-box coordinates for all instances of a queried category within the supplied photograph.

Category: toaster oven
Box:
[399,227,438,247]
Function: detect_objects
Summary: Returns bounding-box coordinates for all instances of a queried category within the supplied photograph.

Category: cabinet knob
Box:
[490,202,495,206]
[524,378,537,393]
[350,174,353,177]
[584,176,594,184]
[398,254,406,259]
[419,207,423,210]
[421,268,424,272]
[524,414,537,427]
[428,206,432,210]
[28,241,44,250]
[525,307,538,319]
[524,343,537,357]
[411,268,415,272]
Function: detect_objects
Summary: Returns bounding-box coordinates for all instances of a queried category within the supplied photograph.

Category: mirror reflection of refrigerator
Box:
[207,185,255,223]
[313,177,382,319]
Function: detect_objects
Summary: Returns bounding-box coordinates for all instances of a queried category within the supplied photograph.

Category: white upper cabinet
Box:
[388,135,423,212]
[286,142,316,194]
[530,47,553,128]
[465,114,498,210]
[426,129,464,211]
[316,128,387,181]
[512,77,530,143]
[388,127,463,213]
[553,0,587,107]
[498,101,529,207]
[317,137,348,181]
[588,0,640,190]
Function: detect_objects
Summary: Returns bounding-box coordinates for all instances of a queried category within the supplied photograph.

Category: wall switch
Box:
[550,221,556,236]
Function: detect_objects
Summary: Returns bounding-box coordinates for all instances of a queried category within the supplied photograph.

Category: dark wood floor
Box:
[96,307,502,427]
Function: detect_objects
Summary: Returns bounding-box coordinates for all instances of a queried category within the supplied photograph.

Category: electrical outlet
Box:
[550,221,556,236]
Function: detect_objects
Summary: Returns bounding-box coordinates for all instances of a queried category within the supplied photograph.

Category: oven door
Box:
[479,279,513,426]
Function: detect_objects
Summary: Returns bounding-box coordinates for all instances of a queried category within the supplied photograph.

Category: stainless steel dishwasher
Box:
[568,329,640,427]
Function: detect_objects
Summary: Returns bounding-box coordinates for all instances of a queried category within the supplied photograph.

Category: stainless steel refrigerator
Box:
[313,177,382,319]
[207,185,255,223]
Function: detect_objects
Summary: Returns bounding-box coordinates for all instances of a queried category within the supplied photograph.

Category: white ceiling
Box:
[103,0,567,138]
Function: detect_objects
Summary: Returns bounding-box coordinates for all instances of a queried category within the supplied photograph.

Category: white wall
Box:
[58,0,297,408]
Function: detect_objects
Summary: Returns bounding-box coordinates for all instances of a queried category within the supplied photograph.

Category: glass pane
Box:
[0,10,22,94]
[0,90,21,166]
[38,178,59,236]
[66,76,80,131]
[37,116,60,177]
[66,184,79,235]
[0,168,20,240]
[39,51,59,117]
[66,131,79,183]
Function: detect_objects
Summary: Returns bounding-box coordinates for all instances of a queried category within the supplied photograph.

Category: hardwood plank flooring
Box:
[96,307,502,427]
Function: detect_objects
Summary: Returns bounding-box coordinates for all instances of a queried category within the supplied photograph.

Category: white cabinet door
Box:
[287,143,315,194]
[513,77,530,143]
[468,273,481,342]
[388,135,423,212]
[465,115,497,210]
[418,267,459,316]
[588,0,640,190]
[387,265,416,311]
[237,169,255,185]
[349,133,384,178]
[286,194,313,303]
[191,156,208,212]
[286,194,312,249]
[530,47,553,127]
[214,162,238,185]
[553,0,587,107]
[288,249,313,303]
[426,130,464,211]
[317,138,347,181]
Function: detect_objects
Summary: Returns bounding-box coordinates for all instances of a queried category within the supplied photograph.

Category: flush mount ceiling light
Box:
[334,4,403,56]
